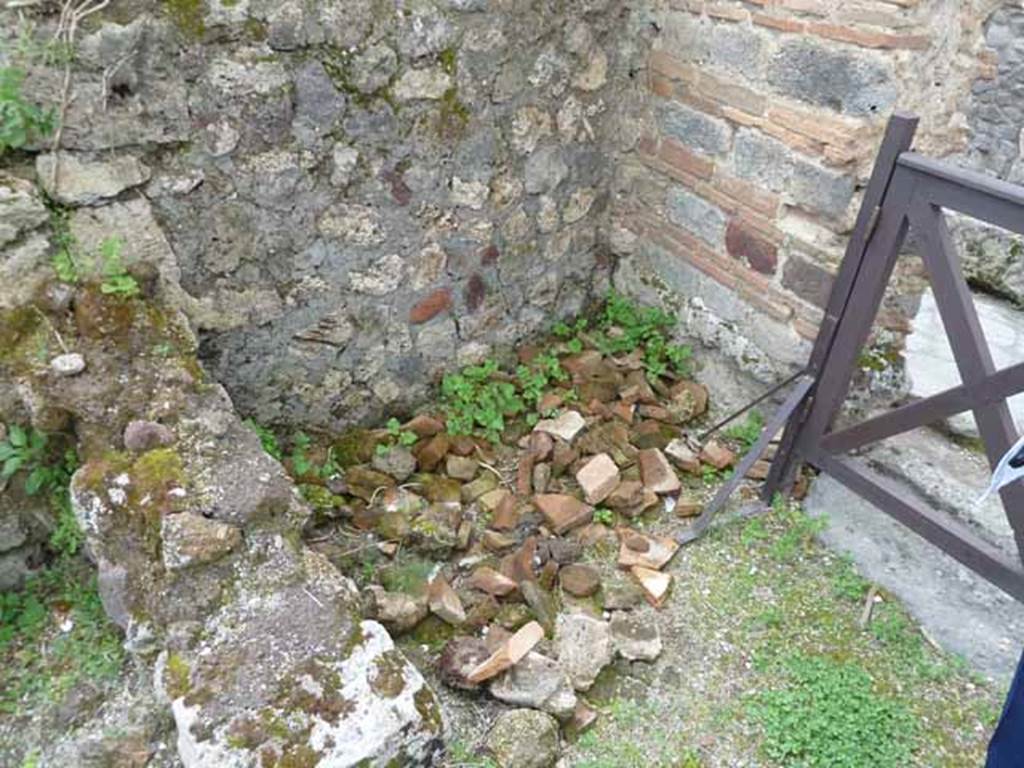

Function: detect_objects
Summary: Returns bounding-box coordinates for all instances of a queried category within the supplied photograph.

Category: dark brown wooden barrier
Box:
[688,113,1024,603]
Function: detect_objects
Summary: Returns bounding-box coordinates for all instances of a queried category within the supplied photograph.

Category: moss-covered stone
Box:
[165,652,192,699]
[162,0,206,40]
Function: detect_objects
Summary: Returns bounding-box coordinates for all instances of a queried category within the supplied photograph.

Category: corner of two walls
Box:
[612,0,1018,398]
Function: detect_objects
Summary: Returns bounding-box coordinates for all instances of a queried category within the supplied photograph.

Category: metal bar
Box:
[822,359,1024,455]
[678,375,815,545]
[698,368,807,442]
[763,113,920,499]
[908,200,1024,562]
[806,450,1024,603]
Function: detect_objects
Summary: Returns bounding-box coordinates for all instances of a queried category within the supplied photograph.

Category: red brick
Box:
[751,13,807,33]
[808,22,930,50]
[649,71,675,98]
[659,137,714,181]
[694,71,766,116]
[726,218,778,274]
[464,274,486,313]
[480,244,499,265]
[706,3,749,22]
[649,51,697,84]
[409,288,453,324]
[712,172,780,219]
[778,0,828,16]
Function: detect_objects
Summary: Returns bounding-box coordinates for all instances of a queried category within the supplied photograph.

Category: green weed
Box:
[0,559,125,715]
[243,419,283,461]
[592,291,692,383]
[724,410,764,450]
[0,425,75,497]
[376,417,418,456]
[593,507,614,526]
[747,653,917,767]
[98,237,139,297]
[441,359,526,443]
[830,555,870,602]
[0,66,53,154]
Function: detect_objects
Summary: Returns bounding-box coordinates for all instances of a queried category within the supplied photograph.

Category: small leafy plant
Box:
[0,424,74,496]
[0,66,54,154]
[289,431,314,476]
[244,419,283,460]
[724,409,765,451]
[441,359,526,443]
[593,507,614,526]
[747,653,917,767]
[98,236,139,297]
[590,292,692,383]
[376,417,418,456]
[0,560,124,715]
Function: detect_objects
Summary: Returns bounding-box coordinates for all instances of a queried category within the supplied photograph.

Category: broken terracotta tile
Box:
[468,566,519,597]
[415,433,450,472]
[746,460,771,480]
[665,438,702,474]
[605,479,644,510]
[668,379,709,421]
[404,414,445,437]
[611,401,635,423]
[559,564,601,597]
[446,454,479,481]
[483,530,518,552]
[533,494,594,535]
[466,620,545,683]
[617,532,679,570]
[575,453,621,505]
[534,410,586,442]
[491,494,520,531]
[517,453,535,496]
[528,431,554,461]
[674,493,703,518]
[428,576,466,625]
[700,440,736,469]
[501,537,538,584]
[637,404,673,422]
[479,488,510,514]
[638,448,681,494]
[631,565,672,608]
[537,391,564,414]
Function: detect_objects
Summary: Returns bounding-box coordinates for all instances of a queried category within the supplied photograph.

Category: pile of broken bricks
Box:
[306,344,773,750]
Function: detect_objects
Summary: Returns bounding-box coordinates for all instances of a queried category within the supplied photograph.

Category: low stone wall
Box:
[2,0,648,432]
[614,0,1024,387]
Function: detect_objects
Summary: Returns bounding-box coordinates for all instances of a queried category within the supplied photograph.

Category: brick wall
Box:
[614,0,1009,383]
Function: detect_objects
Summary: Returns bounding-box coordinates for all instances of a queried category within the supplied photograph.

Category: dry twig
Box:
[49,0,113,189]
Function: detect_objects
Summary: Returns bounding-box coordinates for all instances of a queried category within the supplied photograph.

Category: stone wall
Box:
[613,0,1024,388]
[2,0,648,432]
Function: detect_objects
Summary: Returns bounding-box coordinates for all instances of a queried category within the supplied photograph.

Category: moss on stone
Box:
[370,650,408,698]
[320,49,397,111]
[438,47,458,77]
[163,0,206,40]
[0,306,43,367]
[438,87,470,139]
[413,685,442,733]
[332,428,375,468]
[407,615,456,650]
[165,652,192,699]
